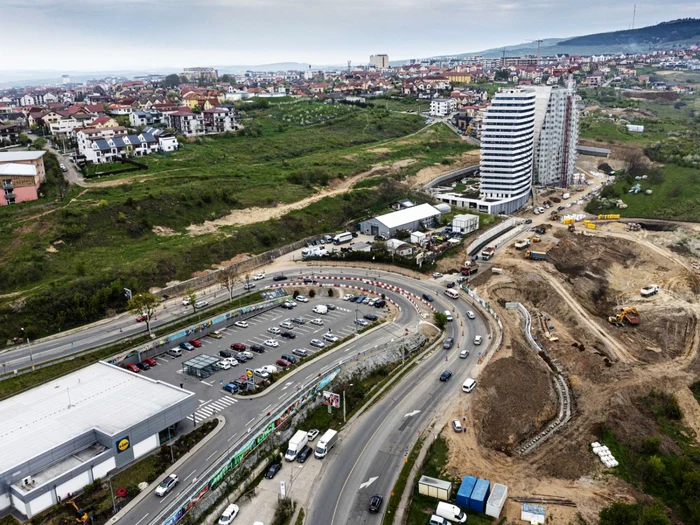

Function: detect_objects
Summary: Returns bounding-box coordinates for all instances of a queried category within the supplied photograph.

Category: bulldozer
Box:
[608,307,640,326]
[65,499,88,523]
[568,224,576,233]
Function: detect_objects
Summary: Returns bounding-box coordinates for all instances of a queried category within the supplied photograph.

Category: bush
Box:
[308,289,316,298]
[433,311,448,330]
[327,288,334,297]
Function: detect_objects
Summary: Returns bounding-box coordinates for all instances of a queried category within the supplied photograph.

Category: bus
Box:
[333,232,353,245]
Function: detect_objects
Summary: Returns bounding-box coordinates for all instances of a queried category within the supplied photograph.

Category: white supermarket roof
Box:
[0,151,46,162]
[375,203,441,229]
[0,361,192,474]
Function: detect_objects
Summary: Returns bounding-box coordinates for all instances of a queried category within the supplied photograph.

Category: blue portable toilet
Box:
[469,478,491,512]
[456,475,477,508]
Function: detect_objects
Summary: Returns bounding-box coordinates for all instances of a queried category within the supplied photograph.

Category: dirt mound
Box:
[472,338,556,454]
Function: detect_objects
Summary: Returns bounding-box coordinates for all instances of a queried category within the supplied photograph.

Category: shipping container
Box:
[469,478,490,512]
[485,483,508,518]
[455,475,477,508]
[418,475,452,501]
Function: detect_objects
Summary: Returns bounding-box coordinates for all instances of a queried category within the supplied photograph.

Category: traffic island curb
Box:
[107,414,226,524]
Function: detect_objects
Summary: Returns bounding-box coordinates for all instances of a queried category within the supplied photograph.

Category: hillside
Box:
[560,18,700,47]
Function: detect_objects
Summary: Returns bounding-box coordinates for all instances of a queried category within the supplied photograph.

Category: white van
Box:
[444,289,459,299]
[218,504,239,525]
[444,310,453,322]
[313,305,328,315]
[462,378,476,393]
[167,348,182,357]
[429,515,450,525]
[436,502,466,523]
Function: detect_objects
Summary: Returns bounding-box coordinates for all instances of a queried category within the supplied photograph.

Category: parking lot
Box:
[138,295,389,424]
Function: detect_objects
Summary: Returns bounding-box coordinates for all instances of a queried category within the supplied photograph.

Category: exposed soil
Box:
[407,149,481,188]
[152,225,180,237]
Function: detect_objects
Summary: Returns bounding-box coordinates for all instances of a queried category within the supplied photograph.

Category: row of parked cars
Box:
[342,294,386,308]
[123,357,157,373]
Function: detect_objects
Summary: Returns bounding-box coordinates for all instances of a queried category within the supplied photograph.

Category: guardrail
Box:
[465,217,521,257]
[460,284,503,355]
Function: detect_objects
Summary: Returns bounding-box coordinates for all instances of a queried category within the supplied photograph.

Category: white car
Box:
[354,319,369,327]
[368,299,376,306]
[243,283,256,290]
[218,504,239,525]
[234,320,249,328]
[432,272,443,278]
[288,300,297,307]
[261,365,278,374]
[296,295,309,303]
[310,339,325,348]
[323,333,339,343]
[218,360,232,370]
[241,350,255,360]
[466,311,476,320]
[280,321,294,329]
[462,378,477,393]
[452,420,463,433]
[310,318,324,326]
[254,368,270,379]
[267,327,281,335]
[155,474,179,496]
[253,273,265,280]
[182,298,191,306]
[473,335,483,345]
[343,294,354,301]
[195,300,209,308]
[307,429,320,441]
[264,339,279,348]
[459,349,470,359]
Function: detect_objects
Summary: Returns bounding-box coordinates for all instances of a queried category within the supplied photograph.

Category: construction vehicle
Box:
[641,284,659,298]
[460,261,479,276]
[531,236,541,243]
[514,239,531,250]
[534,226,546,235]
[608,307,640,326]
[525,250,547,261]
[568,224,576,232]
[550,212,560,221]
[65,500,88,523]
[481,247,496,261]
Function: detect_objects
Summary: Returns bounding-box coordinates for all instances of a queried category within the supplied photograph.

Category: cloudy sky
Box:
[1,0,699,73]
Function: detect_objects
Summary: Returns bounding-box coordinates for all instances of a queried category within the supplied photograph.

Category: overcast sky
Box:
[1,0,699,74]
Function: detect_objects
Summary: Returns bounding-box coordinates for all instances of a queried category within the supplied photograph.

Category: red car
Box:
[125,363,140,373]
[276,358,292,368]
[135,314,148,322]
[143,357,157,367]
[189,339,202,348]
[230,343,246,351]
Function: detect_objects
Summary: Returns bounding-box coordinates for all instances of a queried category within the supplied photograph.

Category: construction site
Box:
[440,213,700,524]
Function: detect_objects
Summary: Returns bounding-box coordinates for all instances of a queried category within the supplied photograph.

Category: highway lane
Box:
[307,303,489,525]
[116,278,449,525]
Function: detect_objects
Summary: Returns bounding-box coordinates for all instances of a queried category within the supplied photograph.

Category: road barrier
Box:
[460,284,503,356]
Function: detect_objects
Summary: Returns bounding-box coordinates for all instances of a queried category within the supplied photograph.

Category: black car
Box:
[281,353,297,364]
[439,370,453,382]
[273,275,288,282]
[369,494,383,513]
[422,293,434,302]
[296,445,313,463]
[291,317,306,325]
[374,299,386,308]
[443,337,454,350]
[265,462,282,479]
[250,344,265,354]
[281,301,294,309]
[136,361,150,371]
[280,331,296,339]
[219,349,233,358]
[525,219,533,224]
[325,304,336,310]
[364,313,379,321]
[233,378,248,389]
[303,277,314,284]
[446,281,456,288]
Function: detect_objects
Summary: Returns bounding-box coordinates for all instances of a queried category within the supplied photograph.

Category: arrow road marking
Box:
[404,410,421,418]
[359,476,378,490]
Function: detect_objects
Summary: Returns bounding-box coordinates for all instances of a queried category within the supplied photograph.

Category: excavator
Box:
[608,307,640,326]
[65,499,88,523]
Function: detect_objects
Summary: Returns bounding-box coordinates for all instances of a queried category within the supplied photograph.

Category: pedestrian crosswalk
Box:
[187,395,238,422]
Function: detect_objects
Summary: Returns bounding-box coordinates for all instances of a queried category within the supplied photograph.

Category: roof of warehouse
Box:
[374,203,441,229]
[0,361,193,474]
[0,151,46,162]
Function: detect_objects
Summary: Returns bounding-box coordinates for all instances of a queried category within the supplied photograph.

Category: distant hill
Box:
[560,18,700,47]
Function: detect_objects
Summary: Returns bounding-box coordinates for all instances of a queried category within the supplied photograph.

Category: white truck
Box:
[301,246,327,259]
[641,284,659,298]
[332,232,353,245]
[436,502,467,523]
[514,239,530,250]
[285,430,308,461]
[314,429,338,459]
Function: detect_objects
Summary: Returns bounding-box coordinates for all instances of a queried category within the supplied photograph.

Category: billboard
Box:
[323,391,340,408]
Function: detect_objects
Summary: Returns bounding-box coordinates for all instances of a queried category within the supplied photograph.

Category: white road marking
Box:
[228,433,238,442]
[245,417,255,426]
[205,450,218,462]
[359,476,378,490]
[200,380,214,386]
[404,410,421,418]
[263,404,272,412]
[185,470,197,481]
[134,514,149,525]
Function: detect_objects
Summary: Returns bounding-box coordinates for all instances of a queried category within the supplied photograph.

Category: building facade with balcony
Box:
[0,163,41,205]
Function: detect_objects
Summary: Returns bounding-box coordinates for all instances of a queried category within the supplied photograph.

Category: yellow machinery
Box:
[608,307,640,326]
[66,500,88,523]
[587,223,597,230]
[597,214,621,220]
[531,236,541,243]
[562,217,575,225]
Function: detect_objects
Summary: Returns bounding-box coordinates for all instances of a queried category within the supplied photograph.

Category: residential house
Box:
[202,107,235,133]
[0,124,20,145]
[91,116,120,128]
[129,110,163,128]
[0,163,41,205]
[167,108,204,136]
[385,239,414,257]
[430,98,456,116]
[0,150,47,185]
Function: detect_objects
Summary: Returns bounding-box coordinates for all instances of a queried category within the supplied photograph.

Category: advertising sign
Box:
[322,391,340,408]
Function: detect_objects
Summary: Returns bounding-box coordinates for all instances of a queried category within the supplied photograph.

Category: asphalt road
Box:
[306,303,489,525]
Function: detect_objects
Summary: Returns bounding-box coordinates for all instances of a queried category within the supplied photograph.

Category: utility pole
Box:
[632,4,636,29]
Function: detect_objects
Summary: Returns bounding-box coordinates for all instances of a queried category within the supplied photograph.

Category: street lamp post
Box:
[343,384,354,423]
[108,478,117,514]
[21,328,34,370]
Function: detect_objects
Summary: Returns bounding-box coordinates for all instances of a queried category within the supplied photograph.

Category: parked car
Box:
[143,357,157,367]
[218,504,239,525]
[307,429,320,441]
[280,321,294,329]
[265,462,282,479]
[125,363,140,373]
[524,219,533,225]
[220,349,233,358]
[189,339,202,348]
[234,320,249,328]
[281,353,297,364]
[254,368,270,379]
[374,299,386,308]
[287,300,297,307]
[230,342,246,351]
[180,342,195,351]
[195,301,208,308]
[296,445,313,463]
[264,339,279,348]
[276,358,292,368]
[439,370,453,382]
[267,327,281,335]
[310,339,325,348]
[310,318,324,326]
[235,353,248,363]
[343,294,355,301]
[354,319,369,327]
[250,344,265,354]
[364,313,378,321]
[432,272,443,278]
[136,361,150,371]
[218,360,232,370]
[261,365,278,374]
[446,281,456,288]
[155,474,179,496]
[182,298,191,306]
[452,420,463,432]
[280,331,296,339]
[281,301,294,309]
[253,273,265,280]
[293,348,309,357]
[325,304,336,310]
[291,317,306,325]
[209,330,224,339]
[296,295,309,303]
[323,333,339,343]
[443,337,454,350]
[369,494,383,513]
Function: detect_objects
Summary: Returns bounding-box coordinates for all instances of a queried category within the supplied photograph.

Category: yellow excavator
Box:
[65,499,88,523]
[608,307,640,326]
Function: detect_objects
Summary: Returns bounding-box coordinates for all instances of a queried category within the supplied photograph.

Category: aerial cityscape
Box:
[2,6,700,525]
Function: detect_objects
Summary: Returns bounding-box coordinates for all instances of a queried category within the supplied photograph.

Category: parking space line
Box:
[200,380,214,386]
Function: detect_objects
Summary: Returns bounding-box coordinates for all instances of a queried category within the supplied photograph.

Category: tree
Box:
[217,267,238,302]
[127,293,160,334]
[433,311,448,331]
[308,289,316,298]
[494,69,510,81]
[33,137,47,150]
[640,506,670,525]
[327,288,334,297]
[184,286,198,313]
[164,74,181,88]
[18,133,29,146]
[599,503,640,525]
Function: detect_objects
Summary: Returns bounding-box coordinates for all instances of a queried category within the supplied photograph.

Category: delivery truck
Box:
[285,430,308,461]
[314,429,338,459]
